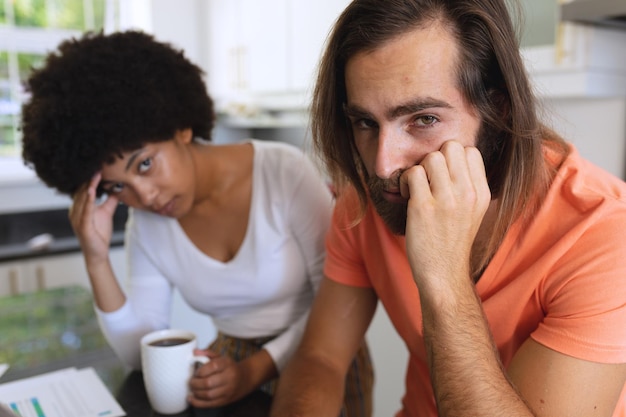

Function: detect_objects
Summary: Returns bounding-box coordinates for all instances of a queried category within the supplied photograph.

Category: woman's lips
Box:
[156,198,176,216]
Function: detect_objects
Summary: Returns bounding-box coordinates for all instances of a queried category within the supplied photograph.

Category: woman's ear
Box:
[175,128,194,144]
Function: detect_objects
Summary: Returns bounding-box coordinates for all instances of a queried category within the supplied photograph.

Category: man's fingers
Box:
[465,147,491,204]
[399,164,428,201]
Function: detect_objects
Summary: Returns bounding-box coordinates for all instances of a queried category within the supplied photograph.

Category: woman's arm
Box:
[69,172,125,311]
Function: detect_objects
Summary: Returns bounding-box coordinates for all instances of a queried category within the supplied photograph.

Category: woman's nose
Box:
[134,181,157,207]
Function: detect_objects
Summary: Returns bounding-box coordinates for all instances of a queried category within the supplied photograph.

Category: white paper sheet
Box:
[0,367,125,417]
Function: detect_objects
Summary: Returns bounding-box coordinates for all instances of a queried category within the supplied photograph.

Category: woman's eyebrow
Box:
[125,150,144,171]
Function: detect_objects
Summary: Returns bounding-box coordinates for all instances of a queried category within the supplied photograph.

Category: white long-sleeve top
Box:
[95,139,333,371]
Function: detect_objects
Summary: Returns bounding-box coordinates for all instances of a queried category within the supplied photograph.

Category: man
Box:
[270,0,626,416]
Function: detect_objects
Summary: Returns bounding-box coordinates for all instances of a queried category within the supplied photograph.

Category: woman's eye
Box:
[138,158,152,173]
[107,183,124,194]
[415,115,438,127]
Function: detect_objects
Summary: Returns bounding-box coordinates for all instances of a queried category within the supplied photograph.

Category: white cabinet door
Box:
[288,0,350,93]
[207,0,242,100]
[0,260,46,295]
[22,252,91,291]
[208,0,288,97]
[0,262,22,297]
[37,247,127,291]
[240,0,289,95]
[0,246,126,297]
[208,0,348,104]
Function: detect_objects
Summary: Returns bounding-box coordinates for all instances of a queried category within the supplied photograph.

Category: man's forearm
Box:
[420,280,533,416]
[270,352,345,416]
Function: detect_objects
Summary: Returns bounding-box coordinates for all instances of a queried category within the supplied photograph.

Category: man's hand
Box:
[399,140,491,294]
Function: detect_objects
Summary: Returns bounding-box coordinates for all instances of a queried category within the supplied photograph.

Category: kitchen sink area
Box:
[0,205,128,262]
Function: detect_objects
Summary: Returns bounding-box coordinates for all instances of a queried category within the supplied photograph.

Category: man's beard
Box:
[365,123,498,236]
[367,174,408,236]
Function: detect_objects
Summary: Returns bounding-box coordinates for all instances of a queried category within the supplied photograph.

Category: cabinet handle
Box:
[36,265,46,291]
[9,269,18,295]
[239,46,247,90]
[230,48,238,89]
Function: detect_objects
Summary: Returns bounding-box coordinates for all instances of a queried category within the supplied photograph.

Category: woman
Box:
[20,30,373,416]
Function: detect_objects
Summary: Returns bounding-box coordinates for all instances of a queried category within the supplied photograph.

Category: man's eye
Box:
[415,115,438,127]
[139,158,152,173]
[353,118,378,129]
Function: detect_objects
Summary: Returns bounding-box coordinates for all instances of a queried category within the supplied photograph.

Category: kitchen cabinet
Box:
[207,0,350,109]
[0,247,125,297]
[0,262,21,296]
[517,0,626,98]
[207,0,287,100]
[522,23,626,98]
[0,256,84,296]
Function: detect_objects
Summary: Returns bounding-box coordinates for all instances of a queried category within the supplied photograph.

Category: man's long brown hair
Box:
[311,0,569,276]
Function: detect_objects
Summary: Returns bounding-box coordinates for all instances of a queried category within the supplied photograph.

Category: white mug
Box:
[140,329,209,415]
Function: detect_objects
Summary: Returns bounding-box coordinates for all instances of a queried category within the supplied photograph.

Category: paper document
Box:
[0,367,125,417]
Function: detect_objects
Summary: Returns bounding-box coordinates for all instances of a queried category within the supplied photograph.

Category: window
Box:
[0,0,126,158]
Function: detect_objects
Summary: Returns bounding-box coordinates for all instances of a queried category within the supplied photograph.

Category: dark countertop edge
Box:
[0,231,125,262]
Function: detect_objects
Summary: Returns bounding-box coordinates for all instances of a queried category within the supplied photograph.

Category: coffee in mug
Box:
[148,337,191,347]
[140,329,209,415]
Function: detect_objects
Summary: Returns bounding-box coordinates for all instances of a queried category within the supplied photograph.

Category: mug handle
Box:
[192,355,210,369]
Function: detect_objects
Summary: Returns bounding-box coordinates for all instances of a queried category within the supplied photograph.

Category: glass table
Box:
[0,286,271,417]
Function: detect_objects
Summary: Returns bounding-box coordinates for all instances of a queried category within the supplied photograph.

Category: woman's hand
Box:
[188,349,256,408]
[69,172,119,266]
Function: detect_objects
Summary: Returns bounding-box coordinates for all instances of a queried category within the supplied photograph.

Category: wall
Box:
[543,97,626,179]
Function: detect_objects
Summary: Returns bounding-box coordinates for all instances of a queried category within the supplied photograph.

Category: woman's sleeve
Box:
[262,149,334,371]
[95,210,174,369]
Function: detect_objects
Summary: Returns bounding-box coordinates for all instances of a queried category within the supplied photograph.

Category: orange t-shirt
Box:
[325,146,626,417]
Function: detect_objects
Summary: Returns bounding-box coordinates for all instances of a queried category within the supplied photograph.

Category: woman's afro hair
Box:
[21,30,215,196]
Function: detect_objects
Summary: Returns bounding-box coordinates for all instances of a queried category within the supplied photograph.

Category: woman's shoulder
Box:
[126,207,178,239]
[250,138,306,158]
[251,139,312,173]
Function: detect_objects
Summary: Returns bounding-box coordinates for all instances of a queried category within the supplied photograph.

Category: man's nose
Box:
[374,127,411,179]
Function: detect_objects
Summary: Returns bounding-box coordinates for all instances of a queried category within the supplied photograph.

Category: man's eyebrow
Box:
[343,103,371,119]
[343,98,452,120]
[388,98,452,119]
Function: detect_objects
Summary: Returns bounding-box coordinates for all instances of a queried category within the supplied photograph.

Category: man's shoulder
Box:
[554,145,626,208]
[332,186,394,236]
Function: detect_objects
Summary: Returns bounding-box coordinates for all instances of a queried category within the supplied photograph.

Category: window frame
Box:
[0,0,151,183]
